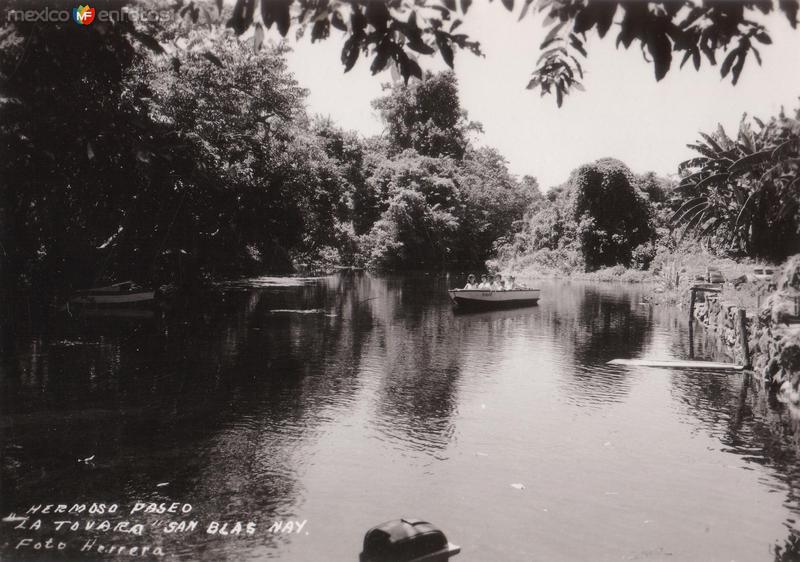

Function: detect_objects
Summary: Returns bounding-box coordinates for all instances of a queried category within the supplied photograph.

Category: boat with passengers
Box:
[449,273,540,310]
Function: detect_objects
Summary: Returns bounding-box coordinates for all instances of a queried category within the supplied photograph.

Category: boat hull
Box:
[69,290,155,307]
[448,289,540,310]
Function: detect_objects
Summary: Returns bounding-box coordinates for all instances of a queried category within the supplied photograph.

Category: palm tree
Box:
[673,106,800,260]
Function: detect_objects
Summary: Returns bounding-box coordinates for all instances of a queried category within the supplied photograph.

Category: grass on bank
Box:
[493,245,783,314]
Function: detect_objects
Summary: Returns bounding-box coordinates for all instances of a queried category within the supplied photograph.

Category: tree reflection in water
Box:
[657,301,800,561]
[361,274,463,454]
[1,274,379,557]
[4,274,800,560]
[544,283,650,407]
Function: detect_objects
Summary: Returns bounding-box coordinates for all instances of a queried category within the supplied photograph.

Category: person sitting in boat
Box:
[478,274,491,289]
[463,274,478,289]
[491,274,504,290]
[504,276,517,290]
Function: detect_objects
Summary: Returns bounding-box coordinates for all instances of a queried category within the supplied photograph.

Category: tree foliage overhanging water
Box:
[0,10,536,297]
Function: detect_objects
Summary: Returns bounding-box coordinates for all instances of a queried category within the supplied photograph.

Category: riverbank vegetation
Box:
[495,103,800,281]
[1,10,533,299]
[2,0,799,299]
[492,159,674,278]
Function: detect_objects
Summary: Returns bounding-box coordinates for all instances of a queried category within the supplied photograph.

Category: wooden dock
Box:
[607,359,744,371]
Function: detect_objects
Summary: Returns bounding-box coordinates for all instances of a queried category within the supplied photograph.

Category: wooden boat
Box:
[448,288,540,310]
[69,281,155,307]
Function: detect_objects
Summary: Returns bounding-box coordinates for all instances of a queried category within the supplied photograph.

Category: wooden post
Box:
[688,287,696,359]
[737,309,752,370]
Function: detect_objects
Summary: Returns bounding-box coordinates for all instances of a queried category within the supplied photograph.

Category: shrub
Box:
[631,242,656,270]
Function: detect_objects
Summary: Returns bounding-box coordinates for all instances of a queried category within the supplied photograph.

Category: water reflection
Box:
[543,283,650,407]
[2,276,378,557]
[3,274,800,560]
[647,304,800,561]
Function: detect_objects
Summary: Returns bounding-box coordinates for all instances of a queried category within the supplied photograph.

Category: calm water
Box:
[3,273,800,561]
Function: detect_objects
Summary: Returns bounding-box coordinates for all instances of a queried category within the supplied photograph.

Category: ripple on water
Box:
[268,309,327,314]
[560,362,636,408]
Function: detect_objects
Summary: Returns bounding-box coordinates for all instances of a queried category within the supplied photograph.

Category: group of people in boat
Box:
[462,273,522,291]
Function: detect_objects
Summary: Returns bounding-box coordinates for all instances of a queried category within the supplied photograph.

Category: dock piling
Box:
[737,309,752,370]
[688,287,697,359]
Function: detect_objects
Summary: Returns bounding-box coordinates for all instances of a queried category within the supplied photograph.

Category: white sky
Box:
[283,3,800,188]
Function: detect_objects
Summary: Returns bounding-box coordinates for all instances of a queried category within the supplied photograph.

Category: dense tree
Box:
[455,146,536,264]
[1,3,150,293]
[492,179,581,274]
[495,161,664,273]
[372,70,480,159]
[359,72,532,269]
[673,106,800,260]
[637,171,674,205]
[521,182,576,253]
[312,118,371,237]
[0,8,535,296]
[520,175,544,200]
[358,145,534,269]
[0,8,358,292]
[572,158,654,269]
[359,151,462,268]
[140,27,321,278]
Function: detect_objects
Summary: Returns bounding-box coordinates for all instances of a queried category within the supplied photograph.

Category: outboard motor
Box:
[359,518,460,562]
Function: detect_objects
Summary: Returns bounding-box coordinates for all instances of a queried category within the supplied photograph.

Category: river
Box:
[2,273,800,561]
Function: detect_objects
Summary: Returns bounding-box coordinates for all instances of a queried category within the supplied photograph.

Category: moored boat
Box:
[69,281,155,307]
[448,288,540,310]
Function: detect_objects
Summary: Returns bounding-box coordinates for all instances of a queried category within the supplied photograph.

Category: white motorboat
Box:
[448,288,540,309]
